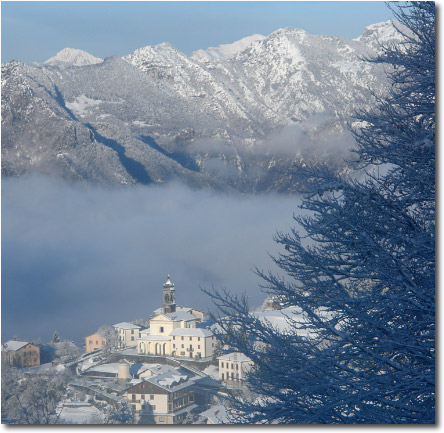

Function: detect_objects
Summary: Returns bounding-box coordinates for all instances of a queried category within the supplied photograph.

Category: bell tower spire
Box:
[162,274,176,314]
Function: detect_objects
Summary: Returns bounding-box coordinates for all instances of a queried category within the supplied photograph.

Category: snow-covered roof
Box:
[147,370,196,391]
[164,311,197,322]
[2,341,32,351]
[153,306,192,315]
[138,335,170,341]
[199,404,231,424]
[134,363,177,376]
[170,328,214,338]
[218,352,252,363]
[113,322,141,330]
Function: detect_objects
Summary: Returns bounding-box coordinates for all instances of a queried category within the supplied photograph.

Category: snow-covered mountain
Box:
[2,21,405,192]
[191,34,266,61]
[44,48,103,66]
[354,20,409,54]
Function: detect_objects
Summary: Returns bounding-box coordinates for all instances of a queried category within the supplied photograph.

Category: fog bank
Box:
[2,175,303,344]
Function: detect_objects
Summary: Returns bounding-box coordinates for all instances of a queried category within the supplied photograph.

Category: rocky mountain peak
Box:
[44,48,103,66]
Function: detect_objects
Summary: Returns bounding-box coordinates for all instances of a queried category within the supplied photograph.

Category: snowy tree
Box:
[97,324,118,353]
[2,368,68,424]
[104,401,135,424]
[53,340,82,360]
[206,2,434,424]
[52,331,61,343]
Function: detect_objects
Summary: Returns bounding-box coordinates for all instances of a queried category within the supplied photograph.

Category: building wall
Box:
[2,344,40,368]
[126,386,195,424]
[150,316,175,336]
[137,339,171,356]
[85,333,106,353]
[218,359,253,382]
[171,335,216,358]
[189,309,204,321]
[116,328,140,348]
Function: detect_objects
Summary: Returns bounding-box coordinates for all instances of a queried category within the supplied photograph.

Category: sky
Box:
[1,1,395,63]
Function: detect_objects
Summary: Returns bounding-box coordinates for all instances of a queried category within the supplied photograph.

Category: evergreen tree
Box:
[207,2,435,424]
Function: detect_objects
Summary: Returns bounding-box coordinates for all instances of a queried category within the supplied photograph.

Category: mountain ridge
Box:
[2,21,405,193]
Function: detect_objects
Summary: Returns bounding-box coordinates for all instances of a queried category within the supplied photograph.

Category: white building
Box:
[113,322,141,348]
[137,275,216,359]
[218,352,253,383]
[170,328,216,359]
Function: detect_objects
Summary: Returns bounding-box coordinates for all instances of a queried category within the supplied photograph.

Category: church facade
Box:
[136,275,216,359]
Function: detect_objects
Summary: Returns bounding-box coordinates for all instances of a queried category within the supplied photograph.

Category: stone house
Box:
[2,341,40,368]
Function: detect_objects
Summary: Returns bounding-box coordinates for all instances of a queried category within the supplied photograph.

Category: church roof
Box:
[170,328,214,337]
[163,274,175,289]
[164,311,196,322]
[153,306,192,315]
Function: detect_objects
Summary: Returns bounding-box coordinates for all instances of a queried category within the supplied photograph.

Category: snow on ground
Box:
[251,307,309,336]
[58,403,104,424]
[66,95,103,117]
[87,363,119,374]
[202,364,219,380]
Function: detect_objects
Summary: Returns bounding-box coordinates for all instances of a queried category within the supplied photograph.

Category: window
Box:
[236,364,239,370]
[181,336,184,341]
[160,327,164,333]
[132,394,136,401]
[198,345,200,349]
[221,362,224,368]
[173,336,175,340]
[89,340,92,345]
[173,344,175,348]
[231,364,234,369]
[159,417,165,422]
[131,330,134,334]
[190,337,192,341]
[150,395,154,400]
[222,373,224,380]
[141,395,145,400]
[96,341,98,345]
[181,344,184,348]
[131,336,134,341]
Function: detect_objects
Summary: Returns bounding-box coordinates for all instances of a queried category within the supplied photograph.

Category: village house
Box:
[124,369,198,424]
[85,332,107,353]
[169,328,216,359]
[1,341,40,368]
[113,322,141,348]
[218,352,253,383]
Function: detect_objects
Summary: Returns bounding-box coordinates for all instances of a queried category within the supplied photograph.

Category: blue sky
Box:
[1,1,395,63]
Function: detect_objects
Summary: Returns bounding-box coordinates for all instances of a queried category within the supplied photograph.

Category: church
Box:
[136,275,217,359]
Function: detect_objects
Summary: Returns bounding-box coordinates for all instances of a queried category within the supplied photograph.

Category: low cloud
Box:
[2,175,303,344]
[251,113,357,160]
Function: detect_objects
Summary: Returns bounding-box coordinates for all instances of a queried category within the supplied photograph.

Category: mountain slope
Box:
[2,21,405,192]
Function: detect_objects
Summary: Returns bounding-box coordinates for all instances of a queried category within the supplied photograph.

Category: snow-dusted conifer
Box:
[207,2,434,424]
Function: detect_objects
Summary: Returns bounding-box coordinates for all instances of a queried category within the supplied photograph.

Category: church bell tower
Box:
[162,274,176,314]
